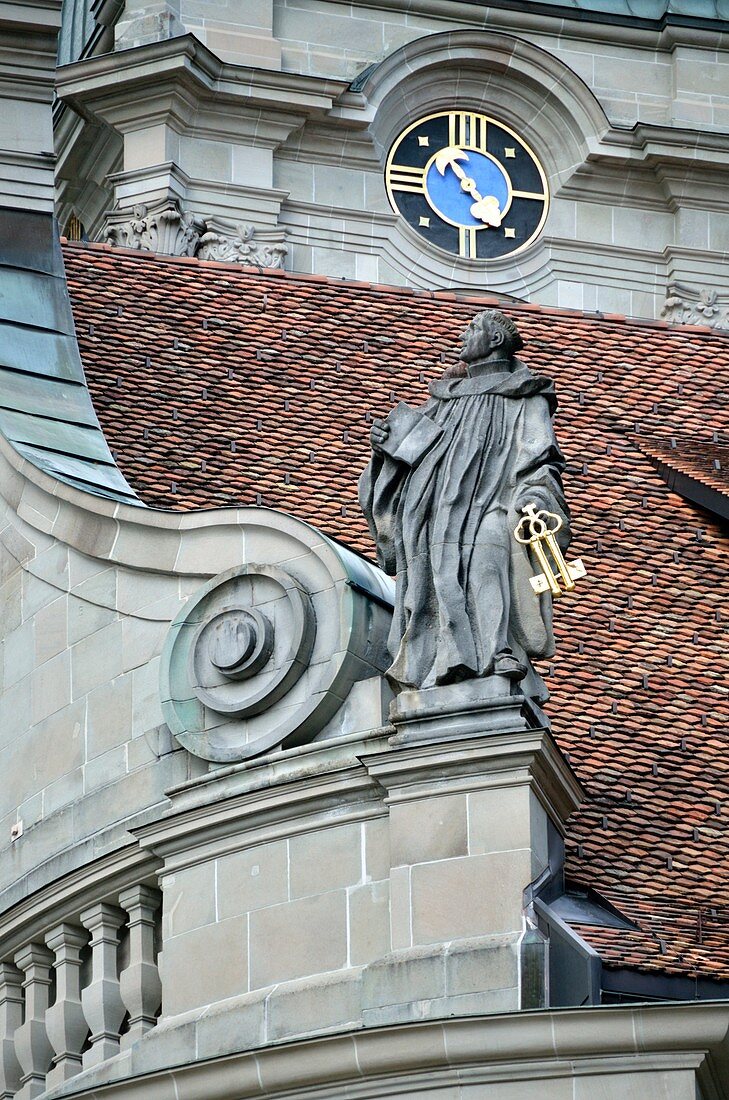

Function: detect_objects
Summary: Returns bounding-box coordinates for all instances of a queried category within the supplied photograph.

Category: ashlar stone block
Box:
[160,917,247,1015]
[248,890,347,989]
[468,787,549,879]
[288,821,362,899]
[86,675,133,760]
[31,649,70,724]
[444,934,520,998]
[389,865,412,951]
[410,850,532,946]
[573,1069,696,1100]
[71,620,123,699]
[361,944,446,1013]
[33,596,67,666]
[67,594,116,648]
[0,698,85,820]
[216,840,289,920]
[161,862,216,939]
[266,970,361,1042]
[363,815,390,882]
[348,880,390,966]
[389,793,467,868]
[3,618,34,689]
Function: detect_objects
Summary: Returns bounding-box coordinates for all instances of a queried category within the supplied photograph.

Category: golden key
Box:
[513,503,587,598]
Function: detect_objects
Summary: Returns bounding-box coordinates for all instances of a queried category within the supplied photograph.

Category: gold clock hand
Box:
[434,146,469,181]
[470,195,503,227]
[434,145,502,226]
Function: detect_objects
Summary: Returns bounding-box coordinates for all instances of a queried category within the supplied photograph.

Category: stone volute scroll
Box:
[359,308,581,740]
[160,516,394,763]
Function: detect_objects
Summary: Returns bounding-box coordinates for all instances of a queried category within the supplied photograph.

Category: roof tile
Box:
[62,240,729,982]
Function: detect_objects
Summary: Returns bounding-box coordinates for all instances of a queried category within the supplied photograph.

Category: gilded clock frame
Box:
[384,110,550,262]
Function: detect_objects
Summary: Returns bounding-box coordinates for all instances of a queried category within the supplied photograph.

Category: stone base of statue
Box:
[389,675,549,747]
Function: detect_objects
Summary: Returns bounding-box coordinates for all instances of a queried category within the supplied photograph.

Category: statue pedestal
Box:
[362,711,582,1020]
[354,677,582,1020]
[389,675,548,746]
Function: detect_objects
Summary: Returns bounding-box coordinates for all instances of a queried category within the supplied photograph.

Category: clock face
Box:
[385,111,549,261]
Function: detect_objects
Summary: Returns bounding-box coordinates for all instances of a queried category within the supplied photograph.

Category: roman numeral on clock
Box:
[388,164,425,193]
[448,112,487,151]
[458,227,478,259]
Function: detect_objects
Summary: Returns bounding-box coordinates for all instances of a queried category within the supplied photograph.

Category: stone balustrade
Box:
[0,884,161,1099]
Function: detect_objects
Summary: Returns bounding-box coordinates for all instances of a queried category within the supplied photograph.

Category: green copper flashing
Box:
[0,207,142,506]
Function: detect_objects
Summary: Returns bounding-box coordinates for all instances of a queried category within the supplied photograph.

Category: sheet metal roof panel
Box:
[0,210,62,276]
[0,406,114,462]
[0,266,77,334]
[13,443,141,500]
[0,208,140,504]
[0,321,85,382]
[0,369,100,426]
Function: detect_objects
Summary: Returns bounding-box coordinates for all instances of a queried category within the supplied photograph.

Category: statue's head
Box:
[459,309,524,363]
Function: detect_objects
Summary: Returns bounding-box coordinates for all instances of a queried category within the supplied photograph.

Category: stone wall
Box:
[0,436,390,916]
[54,1,729,319]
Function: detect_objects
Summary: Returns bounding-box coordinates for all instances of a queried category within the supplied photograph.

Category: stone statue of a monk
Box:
[359,309,570,711]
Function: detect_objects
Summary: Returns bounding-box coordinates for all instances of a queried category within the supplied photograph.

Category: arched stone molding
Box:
[363,30,610,183]
[0,432,393,611]
[360,30,611,293]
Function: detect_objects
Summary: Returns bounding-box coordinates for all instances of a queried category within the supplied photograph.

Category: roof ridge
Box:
[59,238,729,339]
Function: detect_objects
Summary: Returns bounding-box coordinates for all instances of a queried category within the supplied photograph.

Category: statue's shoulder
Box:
[510,363,558,413]
[428,363,558,413]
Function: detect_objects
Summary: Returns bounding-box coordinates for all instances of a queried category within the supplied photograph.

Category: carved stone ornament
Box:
[104,205,287,268]
[197,220,288,269]
[359,308,572,730]
[104,200,203,256]
[661,284,729,330]
[160,526,394,763]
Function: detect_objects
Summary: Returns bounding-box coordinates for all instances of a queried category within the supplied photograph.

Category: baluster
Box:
[44,924,88,1087]
[13,945,54,1100]
[0,963,23,1099]
[118,886,161,1048]
[79,903,125,1067]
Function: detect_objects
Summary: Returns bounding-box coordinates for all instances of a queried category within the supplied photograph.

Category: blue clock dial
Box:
[425,150,511,230]
[385,111,549,261]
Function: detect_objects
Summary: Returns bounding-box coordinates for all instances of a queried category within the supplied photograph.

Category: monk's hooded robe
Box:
[359,360,570,701]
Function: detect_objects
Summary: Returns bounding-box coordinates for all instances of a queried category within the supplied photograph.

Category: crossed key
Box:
[513,503,587,597]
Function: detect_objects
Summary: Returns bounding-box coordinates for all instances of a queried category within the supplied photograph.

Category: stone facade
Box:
[54,1,729,318]
[0,3,728,1099]
[1,430,728,1100]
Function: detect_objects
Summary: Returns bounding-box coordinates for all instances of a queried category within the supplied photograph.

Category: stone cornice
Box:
[40,999,729,1100]
[134,731,391,870]
[362,728,583,830]
[0,0,62,34]
[0,432,343,577]
[343,0,729,49]
[56,35,350,145]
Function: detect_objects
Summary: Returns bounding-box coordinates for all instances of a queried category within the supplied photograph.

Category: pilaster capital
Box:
[361,725,582,830]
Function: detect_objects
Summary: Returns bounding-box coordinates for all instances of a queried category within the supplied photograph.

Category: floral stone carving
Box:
[197,221,288,268]
[104,206,288,268]
[105,200,203,257]
[661,285,729,330]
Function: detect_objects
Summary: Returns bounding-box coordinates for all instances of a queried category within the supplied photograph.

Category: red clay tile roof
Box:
[62,240,729,984]
[639,438,729,497]
[574,891,729,983]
